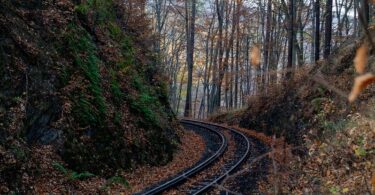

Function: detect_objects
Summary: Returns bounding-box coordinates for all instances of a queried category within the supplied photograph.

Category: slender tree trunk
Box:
[263,0,272,88]
[184,0,196,117]
[314,0,320,62]
[234,0,241,108]
[286,0,294,79]
[210,0,225,113]
[354,0,359,37]
[199,19,214,118]
[177,64,187,115]
[193,76,201,118]
[362,0,370,25]
[323,0,332,59]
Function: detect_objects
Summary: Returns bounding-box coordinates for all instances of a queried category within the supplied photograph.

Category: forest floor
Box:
[122,129,205,194]
[12,130,204,194]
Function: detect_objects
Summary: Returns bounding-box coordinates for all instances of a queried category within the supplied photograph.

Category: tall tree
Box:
[359,0,370,33]
[263,0,272,87]
[314,0,320,61]
[234,0,242,108]
[153,0,168,59]
[286,0,295,79]
[210,0,225,113]
[324,0,332,59]
[184,0,197,117]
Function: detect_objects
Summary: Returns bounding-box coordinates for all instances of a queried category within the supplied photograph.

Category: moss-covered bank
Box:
[0,0,179,192]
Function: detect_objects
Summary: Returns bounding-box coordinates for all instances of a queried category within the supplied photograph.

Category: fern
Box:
[69,171,95,180]
[52,162,68,175]
[52,161,94,181]
[100,176,130,191]
[108,176,130,187]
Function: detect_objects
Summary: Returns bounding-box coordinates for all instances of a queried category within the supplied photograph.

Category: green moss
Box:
[61,1,177,174]
[128,75,163,127]
[110,69,123,105]
[75,0,115,23]
[113,112,122,126]
[76,97,98,125]
[60,65,71,85]
[120,36,135,67]
[107,22,122,41]
[311,97,328,111]
[65,24,106,126]
[75,3,90,15]
[131,75,143,91]
[10,145,26,160]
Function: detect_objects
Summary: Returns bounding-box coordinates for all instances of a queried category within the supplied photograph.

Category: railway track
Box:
[136,119,252,195]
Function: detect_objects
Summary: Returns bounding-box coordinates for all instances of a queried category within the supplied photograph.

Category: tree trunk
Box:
[323,0,332,59]
[184,0,196,117]
[286,0,294,79]
[210,0,225,114]
[314,0,320,62]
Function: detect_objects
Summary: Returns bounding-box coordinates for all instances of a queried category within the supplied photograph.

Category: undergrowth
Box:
[100,175,130,191]
[52,162,95,181]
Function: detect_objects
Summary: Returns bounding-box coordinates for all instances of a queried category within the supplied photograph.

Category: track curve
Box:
[135,120,227,195]
[181,119,251,194]
[135,119,252,195]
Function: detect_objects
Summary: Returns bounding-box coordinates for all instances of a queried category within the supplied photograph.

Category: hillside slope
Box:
[211,37,375,193]
[0,0,179,192]
[212,38,375,145]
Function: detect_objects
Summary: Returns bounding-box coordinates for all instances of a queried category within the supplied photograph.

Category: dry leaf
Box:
[353,44,368,74]
[250,46,261,67]
[372,174,375,193]
[348,73,375,102]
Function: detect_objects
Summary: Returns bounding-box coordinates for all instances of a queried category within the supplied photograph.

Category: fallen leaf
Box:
[348,73,375,102]
[250,46,261,67]
[353,44,368,74]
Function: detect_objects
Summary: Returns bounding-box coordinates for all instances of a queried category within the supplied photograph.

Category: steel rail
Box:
[135,120,227,195]
[181,119,251,195]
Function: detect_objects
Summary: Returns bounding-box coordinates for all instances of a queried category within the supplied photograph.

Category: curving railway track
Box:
[135,119,265,195]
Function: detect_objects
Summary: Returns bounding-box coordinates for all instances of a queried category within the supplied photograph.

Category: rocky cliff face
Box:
[0,0,178,191]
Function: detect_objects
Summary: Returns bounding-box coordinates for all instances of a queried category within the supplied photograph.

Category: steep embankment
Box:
[0,0,179,192]
[212,39,375,146]
[211,38,375,193]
